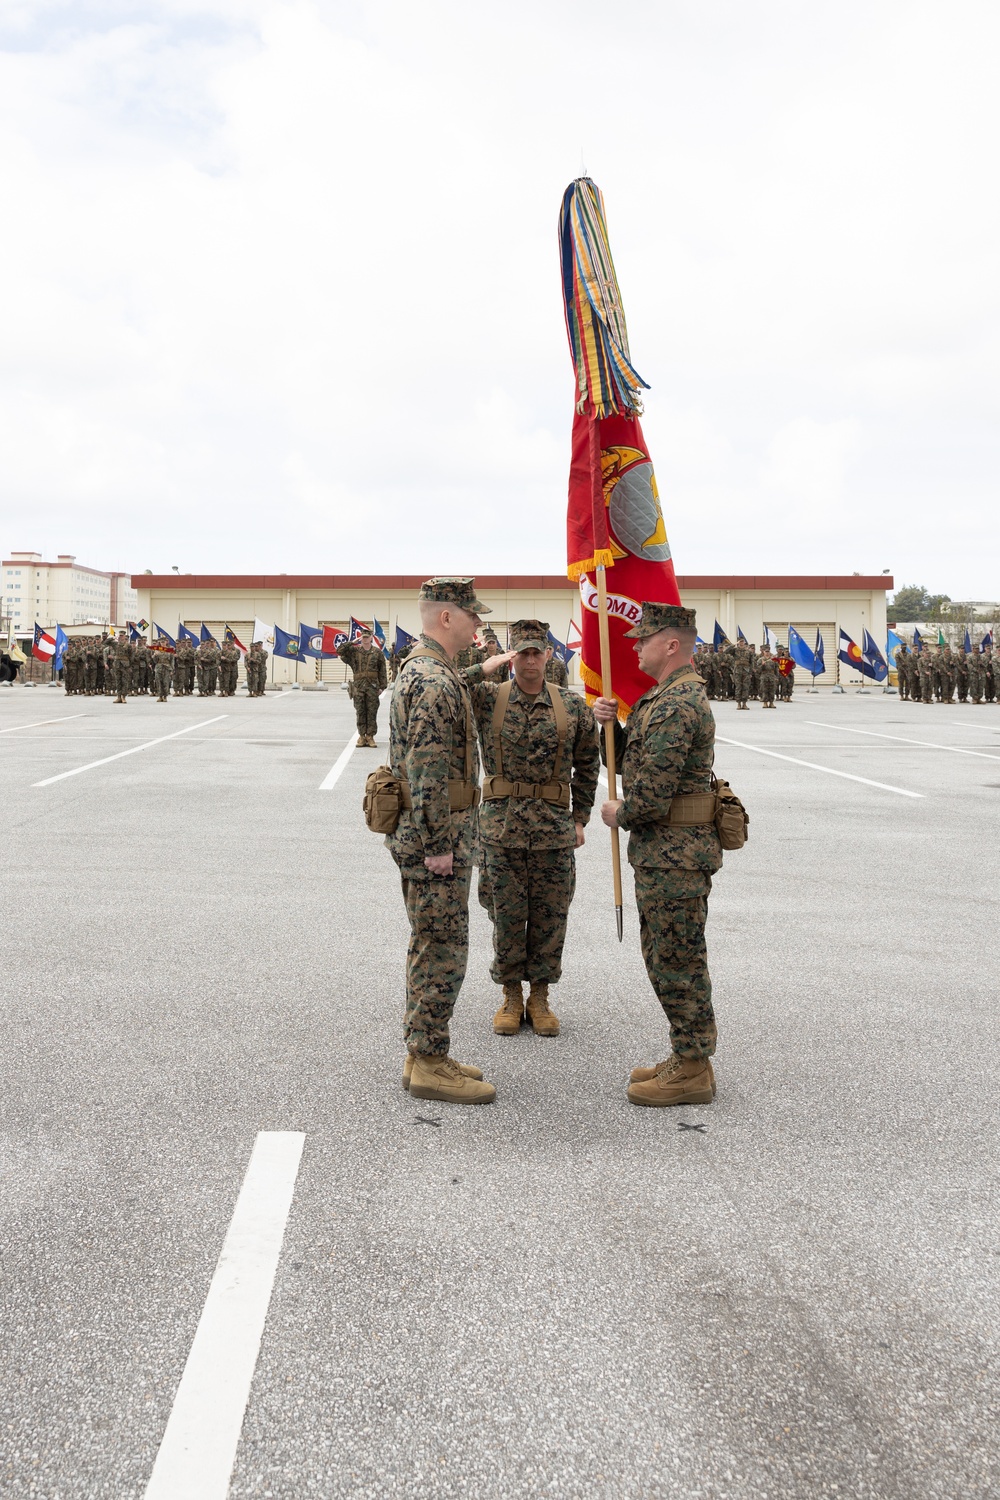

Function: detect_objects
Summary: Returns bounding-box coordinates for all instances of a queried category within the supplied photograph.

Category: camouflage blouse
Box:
[387,635,479,875]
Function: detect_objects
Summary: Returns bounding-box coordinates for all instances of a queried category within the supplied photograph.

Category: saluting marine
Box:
[464,620,599,1039]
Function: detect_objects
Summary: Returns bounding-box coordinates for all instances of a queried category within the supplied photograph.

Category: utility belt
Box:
[481,775,571,809]
[484,679,571,810]
[651,791,718,826]
[399,778,481,812]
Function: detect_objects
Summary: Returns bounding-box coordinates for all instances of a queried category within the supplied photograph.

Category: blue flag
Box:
[394,625,417,654]
[695,634,706,647]
[886,629,903,670]
[273,624,301,661]
[53,625,68,672]
[737,626,747,643]
[963,628,972,653]
[788,624,823,676]
[155,623,176,649]
[373,619,390,659]
[912,627,922,652]
[547,629,574,665]
[862,628,888,683]
[982,630,993,649]
[128,623,142,643]
[200,623,217,644]
[814,629,825,674]
[298,623,333,659]
[178,623,199,644]
[713,620,729,651]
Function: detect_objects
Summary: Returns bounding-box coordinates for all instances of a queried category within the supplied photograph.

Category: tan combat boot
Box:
[402,1054,483,1091]
[356,735,366,747]
[627,1054,714,1107]
[408,1053,496,1104]
[493,984,524,1035]
[630,1057,716,1096]
[525,983,559,1036]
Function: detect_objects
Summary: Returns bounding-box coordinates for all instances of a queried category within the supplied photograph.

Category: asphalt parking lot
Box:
[2,681,997,1499]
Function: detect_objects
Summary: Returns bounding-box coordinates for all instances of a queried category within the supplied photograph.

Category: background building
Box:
[133,573,893,687]
[2,552,137,632]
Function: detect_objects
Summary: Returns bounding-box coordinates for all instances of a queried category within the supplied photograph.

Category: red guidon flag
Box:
[560,179,681,713]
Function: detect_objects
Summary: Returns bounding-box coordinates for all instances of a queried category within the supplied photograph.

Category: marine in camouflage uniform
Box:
[175,639,196,695]
[464,620,599,1038]
[109,632,135,703]
[64,640,84,695]
[543,653,569,689]
[196,639,221,695]
[131,640,150,695]
[940,647,956,703]
[338,628,388,746]
[917,649,933,703]
[757,647,779,707]
[246,641,267,696]
[454,641,485,671]
[219,641,241,696]
[594,601,723,1109]
[82,638,99,695]
[955,648,969,703]
[482,637,510,683]
[731,641,752,709]
[967,646,984,704]
[894,645,910,700]
[984,645,996,702]
[152,647,174,701]
[776,648,794,701]
[386,577,495,1105]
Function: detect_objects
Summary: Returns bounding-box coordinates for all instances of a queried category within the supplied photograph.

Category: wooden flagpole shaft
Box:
[596,566,624,940]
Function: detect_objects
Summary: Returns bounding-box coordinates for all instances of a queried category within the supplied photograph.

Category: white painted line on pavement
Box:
[318,737,357,790]
[32,716,228,786]
[143,1131,305,1500]
[807,721,1000,762]
[716,735,924,798]
[951,720,1000,731]
[0,714,86,734]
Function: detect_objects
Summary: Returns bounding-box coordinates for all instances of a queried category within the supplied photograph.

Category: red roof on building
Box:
[133,573,894,591]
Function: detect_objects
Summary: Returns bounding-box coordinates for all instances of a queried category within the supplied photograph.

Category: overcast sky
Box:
[1,0,997,599]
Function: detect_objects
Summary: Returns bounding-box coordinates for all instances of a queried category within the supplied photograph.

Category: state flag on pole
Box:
[273,625,300,660]
[53,626,69,671]
[393,624,416,655]
[862,628,888,682]
[178,623,199,644]
[547,630,574,665]
[154,624,176,651]
[764,624,781,653]
[815,629,826,673]
[838,628,865,674]
[713,621,730,651]
[737,626,748,643]
[32,623,56,662]
[200,623,217,644]
[252,619,274,653]
[349,616,370,643]
[224,624,247,652]
[298,624,333,660]
[788,624,823,675]
[982,629,993,649]
[372,619,390,659]
[964,628,972,653]
[322,626,349,655]
[561,179,680,712]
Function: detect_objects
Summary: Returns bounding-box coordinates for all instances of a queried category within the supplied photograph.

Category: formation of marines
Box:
[60,633,269,702]
[385,577,726,1113]
[694,641,795,706]
[893,643,997,704]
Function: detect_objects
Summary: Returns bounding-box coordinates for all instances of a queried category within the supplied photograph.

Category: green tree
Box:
[891,584,930,618]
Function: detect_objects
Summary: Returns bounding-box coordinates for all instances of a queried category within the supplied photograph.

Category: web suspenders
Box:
[484,680,571,807]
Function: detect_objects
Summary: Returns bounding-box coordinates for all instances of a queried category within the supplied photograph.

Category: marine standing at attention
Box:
[338,627,388,747]
[463,620,599,1039]
[387,578,495,1105]
[593,602,723,1109]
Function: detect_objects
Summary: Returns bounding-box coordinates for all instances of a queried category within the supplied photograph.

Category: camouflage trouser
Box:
[401,866,471,1057]
[778,674,793,700]
[110,662,130,697]
[759,675,776,705]
[219,663,239,695]
[633,867,716,1059]
[153,663,173,697]
[354,683,380,737]
[197,663,218,694]
[732,667,751,701]
[479,844,576,985]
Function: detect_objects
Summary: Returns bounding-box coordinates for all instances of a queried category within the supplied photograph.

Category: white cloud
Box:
[0,0,997,594]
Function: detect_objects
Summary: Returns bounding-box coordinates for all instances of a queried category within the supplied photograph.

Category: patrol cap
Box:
[624,602,697,639]
[417,577,492,615]
[509,619,549,653]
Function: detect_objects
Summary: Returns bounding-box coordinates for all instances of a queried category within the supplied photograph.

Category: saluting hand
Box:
[480,651,515,677]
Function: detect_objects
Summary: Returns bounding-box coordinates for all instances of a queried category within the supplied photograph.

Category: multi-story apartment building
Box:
[1,552,138,630]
